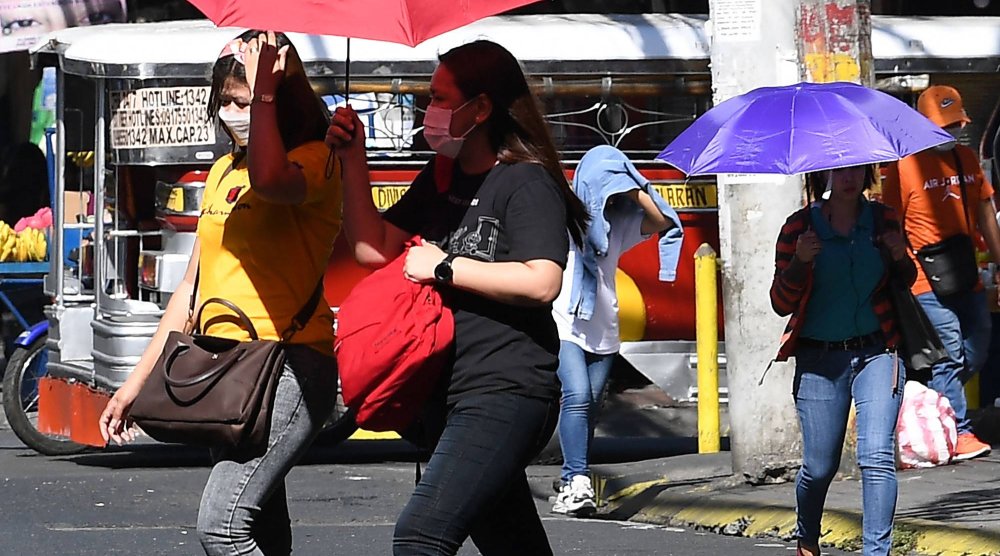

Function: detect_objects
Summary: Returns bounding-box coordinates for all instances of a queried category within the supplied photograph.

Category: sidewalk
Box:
[592,450,1000,556]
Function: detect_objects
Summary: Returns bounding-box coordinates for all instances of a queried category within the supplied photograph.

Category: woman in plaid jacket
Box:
[769,164,916,556]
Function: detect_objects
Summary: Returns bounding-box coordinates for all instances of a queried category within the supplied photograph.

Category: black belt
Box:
[798,333,882,351]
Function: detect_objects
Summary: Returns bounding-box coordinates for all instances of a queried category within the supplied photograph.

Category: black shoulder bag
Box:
[910,149,979,297]
[873,204,949,373]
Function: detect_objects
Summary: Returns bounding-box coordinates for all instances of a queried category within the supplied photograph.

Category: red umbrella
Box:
[188,0,541,173]
[187,0,541,47]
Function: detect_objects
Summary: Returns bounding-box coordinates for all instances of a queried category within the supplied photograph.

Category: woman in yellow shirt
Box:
[98,30,342,556]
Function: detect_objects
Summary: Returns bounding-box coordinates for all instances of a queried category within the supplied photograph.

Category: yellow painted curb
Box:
[616,487,1000,556]
[600,478,672,504]
[348,429,400,441]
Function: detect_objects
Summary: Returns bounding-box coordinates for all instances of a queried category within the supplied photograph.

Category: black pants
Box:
[393,391,558,556]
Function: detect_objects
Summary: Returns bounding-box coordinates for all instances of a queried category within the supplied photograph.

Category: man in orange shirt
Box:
[883,85,1000,461]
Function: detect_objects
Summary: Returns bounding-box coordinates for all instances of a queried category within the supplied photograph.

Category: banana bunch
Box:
[0,222,14,262]
[0,223,47,262]
[67,151,95,169]
[18,228,47,262]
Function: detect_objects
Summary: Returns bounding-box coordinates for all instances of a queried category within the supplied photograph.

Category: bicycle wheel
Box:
[2,335,88,455]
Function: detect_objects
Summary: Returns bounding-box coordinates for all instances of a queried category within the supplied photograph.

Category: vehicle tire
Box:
[314,383,358,446]
[532,429,564,465]
[2,336,88,456]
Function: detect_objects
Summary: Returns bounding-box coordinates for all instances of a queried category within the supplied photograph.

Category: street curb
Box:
[614,489,1000,556]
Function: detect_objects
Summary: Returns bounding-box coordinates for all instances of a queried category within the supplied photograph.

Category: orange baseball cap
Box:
[917,85,972,128]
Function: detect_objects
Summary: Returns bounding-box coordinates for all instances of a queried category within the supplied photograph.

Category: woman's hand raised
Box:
[244,31,288,100]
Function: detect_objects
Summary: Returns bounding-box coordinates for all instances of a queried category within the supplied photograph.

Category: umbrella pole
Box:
[325,37,352,178]
[345,37,351,104]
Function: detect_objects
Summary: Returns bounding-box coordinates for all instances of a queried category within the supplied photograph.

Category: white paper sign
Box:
[712,0,762,43]
[110,87,216,149]
[719,172,785,184]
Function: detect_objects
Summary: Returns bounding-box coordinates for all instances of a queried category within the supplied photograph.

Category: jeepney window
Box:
[323,93,418,154]
[539,90,705,159]
[320,78,711,163]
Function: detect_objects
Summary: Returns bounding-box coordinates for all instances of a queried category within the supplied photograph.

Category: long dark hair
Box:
[438,40,589,247]
[207,30,329,161]
[805,164,877,202]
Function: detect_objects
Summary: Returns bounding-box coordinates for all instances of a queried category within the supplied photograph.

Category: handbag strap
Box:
[185,160,237,328]
[188,159,322,343]
[950,148,973,236]
[279,280,325,342]
[162,343,244,388]
[195,297,260,339]
[191,273,323,343]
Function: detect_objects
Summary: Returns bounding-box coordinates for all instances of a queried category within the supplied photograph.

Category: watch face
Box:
[434,260,453,282]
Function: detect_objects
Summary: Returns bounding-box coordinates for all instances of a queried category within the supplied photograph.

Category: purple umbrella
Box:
[657,81,954,176]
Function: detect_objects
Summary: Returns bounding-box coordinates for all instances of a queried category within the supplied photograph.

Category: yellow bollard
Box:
[966,373,981,410]
[695,243,720,454]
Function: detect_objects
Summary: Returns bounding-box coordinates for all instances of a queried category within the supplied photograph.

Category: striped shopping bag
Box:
[896,381,958,469]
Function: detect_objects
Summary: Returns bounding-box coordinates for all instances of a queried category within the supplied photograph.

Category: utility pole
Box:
[706,0,873,483]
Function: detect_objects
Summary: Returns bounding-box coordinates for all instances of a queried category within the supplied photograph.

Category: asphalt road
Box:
[0,430,852,556]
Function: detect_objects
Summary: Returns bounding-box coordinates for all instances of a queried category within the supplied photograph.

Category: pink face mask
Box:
[422,98,477,159]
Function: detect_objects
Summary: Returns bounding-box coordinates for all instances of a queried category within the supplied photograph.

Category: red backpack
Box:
[334,240,454,432]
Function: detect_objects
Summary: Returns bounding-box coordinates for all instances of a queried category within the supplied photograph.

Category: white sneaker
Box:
[551,475,596,516]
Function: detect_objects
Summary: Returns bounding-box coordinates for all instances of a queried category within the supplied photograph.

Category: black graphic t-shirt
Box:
[384,160,569,404]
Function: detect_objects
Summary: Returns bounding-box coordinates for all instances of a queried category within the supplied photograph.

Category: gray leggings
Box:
[196,344,337,556]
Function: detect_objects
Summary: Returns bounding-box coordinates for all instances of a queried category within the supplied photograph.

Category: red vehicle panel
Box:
[325,167,724,344]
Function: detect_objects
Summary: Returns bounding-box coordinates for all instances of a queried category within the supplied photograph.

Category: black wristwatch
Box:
[434,253,458,283]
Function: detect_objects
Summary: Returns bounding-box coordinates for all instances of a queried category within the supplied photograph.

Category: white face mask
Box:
[422,98,477,158]
[218,109,250,147]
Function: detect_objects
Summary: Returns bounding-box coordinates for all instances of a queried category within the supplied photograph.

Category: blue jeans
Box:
[917,290,991,434]
[393,392,558,556]
[197,345,338,556]
[556,341,614,483]
[793,344,904,556]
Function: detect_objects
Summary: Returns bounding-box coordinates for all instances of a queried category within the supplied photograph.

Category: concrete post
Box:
[706,0,873,483]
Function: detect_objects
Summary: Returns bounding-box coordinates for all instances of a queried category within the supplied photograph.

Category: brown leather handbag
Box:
[130,278,322,451]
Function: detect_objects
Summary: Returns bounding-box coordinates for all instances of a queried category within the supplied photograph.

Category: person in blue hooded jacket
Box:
[551,145,683,515]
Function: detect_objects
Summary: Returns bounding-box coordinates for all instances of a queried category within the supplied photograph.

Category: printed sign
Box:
[372,185,409,210]
[711,0,761,43]
[372,183,719,211]
[110,87,216,149]
[0,0,127,53]
[652,183,718,210]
